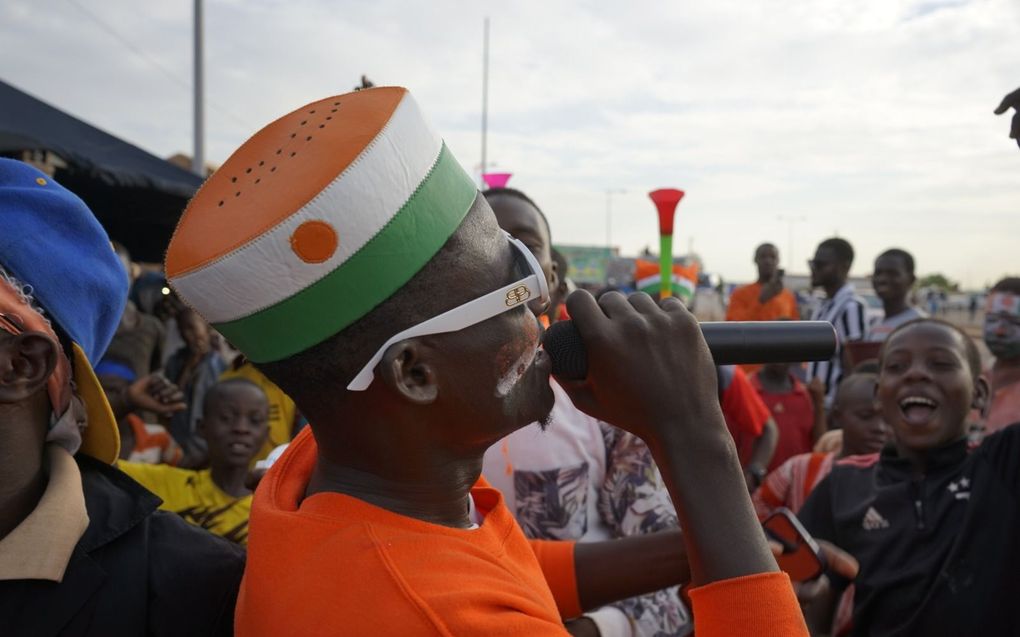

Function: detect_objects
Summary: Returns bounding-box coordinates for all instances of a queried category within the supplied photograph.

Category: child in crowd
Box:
[753,372,888,519]
[164,307,227,464]
[220,355,302,464]
[981,277,1020,435]
[751,361,827,472]
[120,379,269,544]
[867,249,926,342]
[798,318,1020,635]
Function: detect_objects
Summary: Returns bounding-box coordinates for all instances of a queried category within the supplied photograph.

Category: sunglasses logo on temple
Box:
[505,286,531,307]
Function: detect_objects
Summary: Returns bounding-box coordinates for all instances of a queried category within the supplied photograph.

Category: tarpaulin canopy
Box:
[0,79,203,263]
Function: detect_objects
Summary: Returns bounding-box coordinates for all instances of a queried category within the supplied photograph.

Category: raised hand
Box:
[994,88,1020,148]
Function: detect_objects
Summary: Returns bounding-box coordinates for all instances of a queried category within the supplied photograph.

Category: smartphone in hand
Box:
[763,507,827,581]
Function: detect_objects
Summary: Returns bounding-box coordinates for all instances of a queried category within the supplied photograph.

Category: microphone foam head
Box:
[542,320,588,381]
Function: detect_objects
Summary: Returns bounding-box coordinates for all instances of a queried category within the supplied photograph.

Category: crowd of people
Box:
[0,84,1018,636]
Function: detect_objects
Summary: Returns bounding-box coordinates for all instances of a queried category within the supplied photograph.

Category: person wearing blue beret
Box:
[0,158,244,636]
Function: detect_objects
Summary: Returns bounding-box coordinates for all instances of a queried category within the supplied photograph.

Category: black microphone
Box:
[543,320,837,381]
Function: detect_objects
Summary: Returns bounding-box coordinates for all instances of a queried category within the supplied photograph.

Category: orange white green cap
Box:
[166,87,477,363]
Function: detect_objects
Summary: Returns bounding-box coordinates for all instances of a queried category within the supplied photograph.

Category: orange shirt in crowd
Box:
[726,283,799,374]
[236,427,807,637]
[726,283,798,322]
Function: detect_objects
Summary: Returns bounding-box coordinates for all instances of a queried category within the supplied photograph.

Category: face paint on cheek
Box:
[985,320,1020,359]
[984,294,1020,360]
[493,316,541,398]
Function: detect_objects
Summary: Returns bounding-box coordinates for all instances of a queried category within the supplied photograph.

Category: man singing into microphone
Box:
[165,86,806,636]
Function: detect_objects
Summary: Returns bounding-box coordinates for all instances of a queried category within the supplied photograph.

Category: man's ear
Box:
[378,340,439,405]
[548,257,560,295]
[0,332,58,404]
[972,374,991,418]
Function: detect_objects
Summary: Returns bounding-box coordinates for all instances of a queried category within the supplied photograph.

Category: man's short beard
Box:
[537,412,554,432]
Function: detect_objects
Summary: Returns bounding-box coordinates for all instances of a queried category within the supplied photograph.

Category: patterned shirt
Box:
[752,452,836,520]
[808,284,868,408]
[482,381,692,637]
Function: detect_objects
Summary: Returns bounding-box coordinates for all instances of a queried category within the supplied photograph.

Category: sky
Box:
[2,0,1018,288]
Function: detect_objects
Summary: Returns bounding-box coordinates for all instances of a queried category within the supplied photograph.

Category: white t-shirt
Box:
[867,306,928,342]
[482,381,692,637]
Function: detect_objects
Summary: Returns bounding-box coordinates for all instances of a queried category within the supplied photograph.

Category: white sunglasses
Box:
[346,232,550,391]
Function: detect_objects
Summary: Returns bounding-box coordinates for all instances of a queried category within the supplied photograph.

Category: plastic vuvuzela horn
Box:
[648,189,685,299]
[481,172,513,189]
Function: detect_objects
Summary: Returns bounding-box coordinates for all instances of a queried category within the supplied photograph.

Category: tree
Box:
[917,273,959,292]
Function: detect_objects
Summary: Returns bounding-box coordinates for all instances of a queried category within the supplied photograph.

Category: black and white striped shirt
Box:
[808,283,867,408]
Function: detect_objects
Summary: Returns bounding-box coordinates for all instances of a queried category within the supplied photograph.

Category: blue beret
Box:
[0,158,128,363]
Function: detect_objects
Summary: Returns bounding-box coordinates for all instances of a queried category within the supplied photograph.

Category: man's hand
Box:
[559,290,779,588]
[558,290,722,446]
[994,88,1020,148]
[768,538,859,582]
[814,429,843,454]
[807,377,826,406]
[563,617,600,637]
[126,373,187,417]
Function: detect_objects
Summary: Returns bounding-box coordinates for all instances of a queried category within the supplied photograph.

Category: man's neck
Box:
[757,369,792,393]
[991,357,1020,390]
[210,463,251,499]
[882,298,910,319]
[307,453,480,529]
[824,280,847,299]
[0,410,50,541]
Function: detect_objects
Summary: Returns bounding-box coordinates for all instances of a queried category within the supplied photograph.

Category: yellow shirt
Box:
[220,362,297,463]
[118,462,251,544]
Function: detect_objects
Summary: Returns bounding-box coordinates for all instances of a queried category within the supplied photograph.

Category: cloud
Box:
[1,0,1017,287]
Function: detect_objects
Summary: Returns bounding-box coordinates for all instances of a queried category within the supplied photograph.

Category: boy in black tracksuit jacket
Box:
[799,318,1020,637]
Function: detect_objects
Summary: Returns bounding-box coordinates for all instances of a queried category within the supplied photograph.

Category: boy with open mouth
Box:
[798,318,1020,635]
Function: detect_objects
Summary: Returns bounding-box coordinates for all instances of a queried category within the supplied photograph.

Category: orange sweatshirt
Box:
[236,427,807,636]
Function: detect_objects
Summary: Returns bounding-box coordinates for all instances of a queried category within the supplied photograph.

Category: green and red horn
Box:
[648,188,685,299]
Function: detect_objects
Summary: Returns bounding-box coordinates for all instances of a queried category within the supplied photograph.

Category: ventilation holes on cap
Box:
[231,176,237,183]
[309,109,316,114]
[290,151,297,157]
[306,135,312,141]
[258,160,264,166]
[218,200,224,207]
[235,191,241,197]
[276,149,282,155]
[300,120,307,126]
[270,166,277,172]
[318,124,325,129]
[245,168,252,174]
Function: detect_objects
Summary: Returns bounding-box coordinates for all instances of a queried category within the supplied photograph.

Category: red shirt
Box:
[750,372,815,472]
[719,366,773,466]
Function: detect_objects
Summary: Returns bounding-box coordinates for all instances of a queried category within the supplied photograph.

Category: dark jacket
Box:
[799,425,1020,637]
[0,454,245,636]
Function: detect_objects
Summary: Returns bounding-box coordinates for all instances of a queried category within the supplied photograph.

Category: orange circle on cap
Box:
[290,220,338,263]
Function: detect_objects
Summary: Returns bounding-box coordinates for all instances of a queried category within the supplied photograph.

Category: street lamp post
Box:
[605,188,626,251]
[777,214,806,270]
